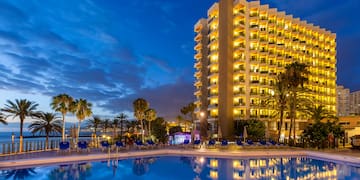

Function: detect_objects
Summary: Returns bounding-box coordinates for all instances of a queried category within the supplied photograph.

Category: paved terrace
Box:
[0,146,360,169]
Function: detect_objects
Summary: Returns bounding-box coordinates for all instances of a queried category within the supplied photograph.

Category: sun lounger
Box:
[100,141,110,152]
[236,139,243,149]
[115,141,125,152]
[58,141,70,154]
[182,139,191,148]
[146,140,156,149]
[77,141,90,153]
[193,140,201,148]
[135,140,147,150]
[207,139,216,148]
[220,139,228,149]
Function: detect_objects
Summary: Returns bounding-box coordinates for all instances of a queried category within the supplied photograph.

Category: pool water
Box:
[1,156,359,180]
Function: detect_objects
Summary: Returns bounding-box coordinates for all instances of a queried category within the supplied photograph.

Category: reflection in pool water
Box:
[1,156,359,180]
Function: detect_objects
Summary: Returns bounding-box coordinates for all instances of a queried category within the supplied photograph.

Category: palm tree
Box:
[271,73,288,143]
[115,113,128,139]
[303,104,337,123]
[73,99,92,143]
[51,94,74,141]
[176,115,184,128]
[133,98,149,141]
[28,112,62,149]
[144,108,157,137]
[101,119,112,134]
[1,99,39,152]
[181,103,196,140]
[0,112,8,125]
[284,62,309,144]
[112,118,120,138]
[86,116,102,137]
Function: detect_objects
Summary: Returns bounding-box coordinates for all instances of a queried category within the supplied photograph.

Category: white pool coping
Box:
[0,149,359,169]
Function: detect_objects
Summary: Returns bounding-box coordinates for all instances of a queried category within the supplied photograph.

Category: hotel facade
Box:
[194,0,337,139]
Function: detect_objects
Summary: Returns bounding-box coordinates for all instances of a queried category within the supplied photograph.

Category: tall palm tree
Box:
[73,99,92,143]
[28,112,62,149]
[112,118,120,138]
[133,98,149,141]
[176,115,184,127]
[86,116,102,137]
[1,99,39,152]
[115,113,128,139]
[101,119,112,134]
[51,94,74,141]
[284,62,309,144]
[181,103,196,140]
[0,112,8,125]
[271,73,288,143]
[145,108,157,137]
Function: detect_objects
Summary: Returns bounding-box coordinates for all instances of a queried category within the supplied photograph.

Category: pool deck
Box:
[1,147,360,169]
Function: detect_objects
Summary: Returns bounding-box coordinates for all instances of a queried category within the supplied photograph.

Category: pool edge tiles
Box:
[0,149,359,169]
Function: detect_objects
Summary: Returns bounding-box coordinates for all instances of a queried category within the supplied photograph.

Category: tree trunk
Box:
[46,133,49,150]
[149,121,152,137]
[19,118,24,153]
[278,110,284,143]
[140,119,144,142]
[62,113,65,141]
[120,121,123,140]
[77,120,81,144]
[293,92,297,145]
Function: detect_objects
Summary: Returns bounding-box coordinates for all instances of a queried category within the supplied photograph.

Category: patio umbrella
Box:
[243,126,248,140]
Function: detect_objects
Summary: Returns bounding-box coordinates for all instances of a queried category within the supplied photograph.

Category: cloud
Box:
[143,55,174,73]
[99,78,194,120]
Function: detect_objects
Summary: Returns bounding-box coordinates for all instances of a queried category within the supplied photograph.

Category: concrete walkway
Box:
[1,147,360,169]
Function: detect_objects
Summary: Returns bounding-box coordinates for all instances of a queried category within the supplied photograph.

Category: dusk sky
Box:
[0,0,359,122]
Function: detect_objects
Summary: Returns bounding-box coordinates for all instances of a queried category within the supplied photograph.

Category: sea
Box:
[0,123,93,153]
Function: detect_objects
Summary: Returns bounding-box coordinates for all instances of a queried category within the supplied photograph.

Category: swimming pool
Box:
[1,156,359,180]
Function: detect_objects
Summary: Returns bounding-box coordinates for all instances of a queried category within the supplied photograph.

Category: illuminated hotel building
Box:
[194,0,337,138]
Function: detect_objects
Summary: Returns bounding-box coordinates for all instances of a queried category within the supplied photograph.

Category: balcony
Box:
[194,34,202,42]
[250,80,260,84]
[194,52,202,60]
[194,90,201,96]
[194,61,201,69]
[194,43,202,51]
[194,71,201,78]
[194,80,202,87]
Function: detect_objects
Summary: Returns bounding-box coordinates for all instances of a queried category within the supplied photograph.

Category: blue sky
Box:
[0,0,359,122]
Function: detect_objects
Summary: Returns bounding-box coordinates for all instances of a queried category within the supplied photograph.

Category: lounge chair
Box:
[193,140,201,148]
[146,139,156,149]
[77,141,89,153]
[220,139,228,149]
[207,139,216,148]
[115,141,125,151]
[135,140,147,150]
[58,141,70,154]
[236,139,243,149]
[259,140,267,146]
[183,139,190,148]
[100,140,110,152]
[269,139,277,145]
[245,139,255,147]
